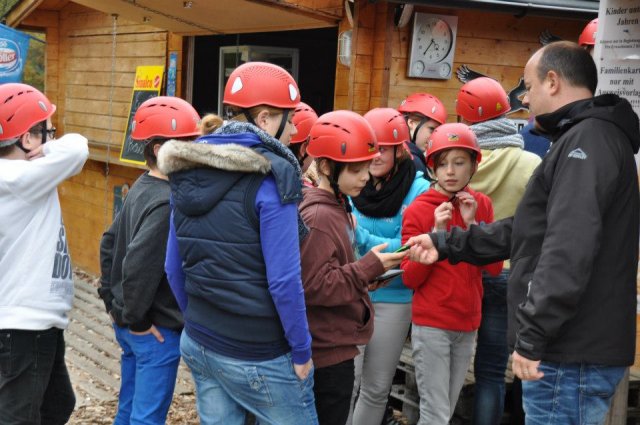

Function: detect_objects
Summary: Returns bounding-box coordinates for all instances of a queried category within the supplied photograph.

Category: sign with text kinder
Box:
[0,24,30,83]
[595,0,640,118]
[119,65,165,165]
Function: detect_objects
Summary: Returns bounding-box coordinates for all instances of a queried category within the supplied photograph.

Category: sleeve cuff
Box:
[428,231,449,261]
[514,335,544,361]
[129,318,153,332]
[291,346,312,365]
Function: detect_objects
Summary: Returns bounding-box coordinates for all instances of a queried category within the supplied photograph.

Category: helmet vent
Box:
[230,77,243,94]
[288,84,298,101]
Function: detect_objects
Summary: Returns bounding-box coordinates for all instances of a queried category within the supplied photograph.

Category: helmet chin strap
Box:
[243,109,290,142]
[243,110,257,127]
[16,138,30,154]
[274,109,289,141]
[411,117,427,144]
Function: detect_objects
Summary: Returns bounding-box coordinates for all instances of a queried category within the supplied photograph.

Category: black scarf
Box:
[352,158,417,218]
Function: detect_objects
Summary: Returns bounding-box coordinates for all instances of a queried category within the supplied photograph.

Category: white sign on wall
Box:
[594,0,640,119]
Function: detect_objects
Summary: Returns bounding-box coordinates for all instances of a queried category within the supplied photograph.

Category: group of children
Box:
[94,57,547,425]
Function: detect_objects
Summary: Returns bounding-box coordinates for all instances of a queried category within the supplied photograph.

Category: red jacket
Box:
[299,187,384,369]
[401,187,502,331]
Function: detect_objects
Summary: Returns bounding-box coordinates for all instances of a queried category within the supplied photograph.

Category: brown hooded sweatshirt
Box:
[299,187,384,369]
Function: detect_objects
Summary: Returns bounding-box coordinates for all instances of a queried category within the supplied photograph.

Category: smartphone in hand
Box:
[394,244,410,253]
[373,269,404,282]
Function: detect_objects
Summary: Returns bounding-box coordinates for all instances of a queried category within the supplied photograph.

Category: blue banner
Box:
[0,24,30,83]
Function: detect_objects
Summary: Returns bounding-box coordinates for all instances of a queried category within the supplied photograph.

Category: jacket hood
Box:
[300,187,345,213]
[157,135,271,217]
[472,147,530,194]
[157,135,271,176]
[536,94,640,154]
[414,186,457,208]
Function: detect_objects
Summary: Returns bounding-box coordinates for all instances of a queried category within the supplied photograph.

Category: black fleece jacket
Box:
[432,95,640,366]
[99,172,183,332]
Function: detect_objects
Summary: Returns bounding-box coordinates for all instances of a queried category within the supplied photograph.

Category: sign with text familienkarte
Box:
[119,65,165,165]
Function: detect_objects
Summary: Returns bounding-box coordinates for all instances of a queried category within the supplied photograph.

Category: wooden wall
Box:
[59,160,143,274]
[22,3,173,274]
[341,1,586,120]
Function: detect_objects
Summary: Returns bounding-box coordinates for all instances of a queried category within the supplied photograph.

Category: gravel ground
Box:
[68,393,200,424]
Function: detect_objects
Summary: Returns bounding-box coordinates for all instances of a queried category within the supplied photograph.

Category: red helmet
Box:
[307,110,380,162]
[397,93,447,125]
[131,96,200,141]
[425,123,482,169]
[223,62,300,110]
[291,102,318,144]
[363,108,410,146]
[578,18,598,46]
[456,77,511,123]
[0,83,55,144]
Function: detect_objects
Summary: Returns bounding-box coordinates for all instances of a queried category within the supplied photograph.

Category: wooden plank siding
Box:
[21,3,173,273]
[59,160,143,273]
[335,1,585,121]
[58,2,169,162]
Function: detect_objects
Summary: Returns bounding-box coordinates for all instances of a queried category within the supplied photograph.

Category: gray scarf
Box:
[215,121,302,177]
[215,121,309,241]
[471,118,524,150]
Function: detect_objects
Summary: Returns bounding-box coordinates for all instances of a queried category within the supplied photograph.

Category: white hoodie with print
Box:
[0,133,88,330]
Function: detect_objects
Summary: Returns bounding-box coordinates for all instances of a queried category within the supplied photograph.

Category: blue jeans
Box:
[522,363,626,425]
[180,332,318,425]
[472,271,509,425]
[113,325,181,425]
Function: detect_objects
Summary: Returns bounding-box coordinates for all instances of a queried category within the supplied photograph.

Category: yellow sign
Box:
[119,65,165,165]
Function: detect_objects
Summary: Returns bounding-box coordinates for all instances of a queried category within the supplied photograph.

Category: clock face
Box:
[408,13,457,79]
[415,17,453,64]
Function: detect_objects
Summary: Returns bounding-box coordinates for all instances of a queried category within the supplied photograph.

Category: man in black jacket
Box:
[406,41,640,424]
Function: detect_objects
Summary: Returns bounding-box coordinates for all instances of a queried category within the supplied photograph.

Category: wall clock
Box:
[408,12,458,79]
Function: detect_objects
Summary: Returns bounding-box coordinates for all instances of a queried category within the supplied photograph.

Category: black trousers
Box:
[313,358,355,425]
[0,328,75,425]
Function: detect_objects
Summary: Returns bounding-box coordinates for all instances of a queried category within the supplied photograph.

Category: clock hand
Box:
[423,39,435,55]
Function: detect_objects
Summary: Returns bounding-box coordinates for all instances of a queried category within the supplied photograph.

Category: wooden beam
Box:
[245,0,341,25]
[5,0,44,27]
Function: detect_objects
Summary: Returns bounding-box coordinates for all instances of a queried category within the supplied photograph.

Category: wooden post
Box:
[604,367,629,425]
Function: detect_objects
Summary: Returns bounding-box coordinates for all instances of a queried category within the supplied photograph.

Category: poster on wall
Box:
[167,52,177,97]
[594,0,640,119]
[119,65,165,165]
[0,24,31,83]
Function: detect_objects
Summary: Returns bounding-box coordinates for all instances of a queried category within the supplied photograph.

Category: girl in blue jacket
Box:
[349,108,430,425]
[160,62,317,425]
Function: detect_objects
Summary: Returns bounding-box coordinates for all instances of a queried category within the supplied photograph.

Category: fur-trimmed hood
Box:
[157,139,271,176]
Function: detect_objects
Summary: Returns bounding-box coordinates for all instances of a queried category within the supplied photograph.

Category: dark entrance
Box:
[192,27,338,117]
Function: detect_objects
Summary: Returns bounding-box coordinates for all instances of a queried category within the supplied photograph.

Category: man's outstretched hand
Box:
[406,234,439,265]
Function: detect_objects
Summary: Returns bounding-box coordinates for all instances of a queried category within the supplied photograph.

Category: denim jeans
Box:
[522,362,626,425]
[0,328,75,425]
[113,324,181,425]
[180,331,318,425]
[472,271,509,425]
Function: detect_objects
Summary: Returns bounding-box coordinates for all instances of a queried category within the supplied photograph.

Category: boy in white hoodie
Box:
[0,83,88,424]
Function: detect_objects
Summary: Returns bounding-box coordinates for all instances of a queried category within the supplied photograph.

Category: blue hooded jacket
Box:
[161,122,311,364]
